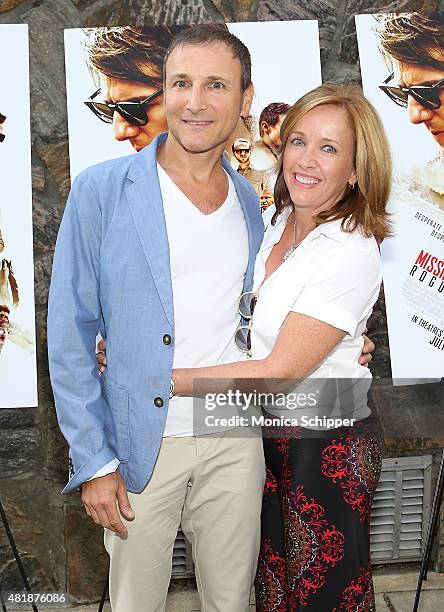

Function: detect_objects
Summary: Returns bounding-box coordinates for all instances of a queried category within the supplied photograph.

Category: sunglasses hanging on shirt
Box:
[235,291,259,354]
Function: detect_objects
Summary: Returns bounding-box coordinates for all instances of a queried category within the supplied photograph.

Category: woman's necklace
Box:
[282,213,301,262]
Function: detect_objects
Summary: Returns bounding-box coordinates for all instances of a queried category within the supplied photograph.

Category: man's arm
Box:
[47,173,133,534]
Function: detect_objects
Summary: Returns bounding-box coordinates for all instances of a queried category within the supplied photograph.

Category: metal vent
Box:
[172,528,194,577]
[370,455,432,562]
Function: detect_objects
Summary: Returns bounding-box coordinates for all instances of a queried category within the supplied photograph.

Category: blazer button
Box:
[154,397,164,408]
[163,334,172,345]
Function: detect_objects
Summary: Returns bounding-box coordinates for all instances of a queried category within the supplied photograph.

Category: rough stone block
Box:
[22,0,79,140]
[0,408,40,478]
[0,0,27,13]
[37,141,71,202]
[34,310,49,373]
[82,0,214,27]
[31,163,45,192]
[371,380,444,439]
[0,479,62,592]
[65,505,109,603]
[45,391,70,483]
[32,194,62,257]
[257,0,338,43]
[211,0,256,21]
[33,252,54,310]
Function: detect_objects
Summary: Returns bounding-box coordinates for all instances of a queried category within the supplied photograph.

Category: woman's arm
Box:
[173,312,345,396]
[95,331,374,375]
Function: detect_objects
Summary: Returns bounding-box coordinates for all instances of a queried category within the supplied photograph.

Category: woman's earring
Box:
[348,182,357,190]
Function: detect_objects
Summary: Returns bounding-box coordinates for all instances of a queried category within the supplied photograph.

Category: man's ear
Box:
[260,120,270,134]
[241,83,254,118]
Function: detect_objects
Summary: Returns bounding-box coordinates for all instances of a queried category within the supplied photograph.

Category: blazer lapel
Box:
[125,135,174,327]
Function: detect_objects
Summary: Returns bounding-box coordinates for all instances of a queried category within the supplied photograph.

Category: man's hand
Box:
[81,471,135,536]
[96,338,107,374]
[359,332,375,367]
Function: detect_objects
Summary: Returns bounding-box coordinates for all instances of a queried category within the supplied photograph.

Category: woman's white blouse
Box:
[250,205,382,427]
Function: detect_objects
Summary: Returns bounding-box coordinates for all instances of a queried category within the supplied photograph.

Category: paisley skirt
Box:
[255,424,381,612]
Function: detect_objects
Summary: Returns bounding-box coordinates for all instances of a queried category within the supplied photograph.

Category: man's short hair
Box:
[163,23,252,92]
[83,26,184,88]
[259,102,291,136]
[376,12,444,70]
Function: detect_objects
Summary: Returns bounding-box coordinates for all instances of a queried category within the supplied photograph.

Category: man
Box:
[250,101,290,175]
[232,137,271,198]
[50,24,374,612]
[377,11,444,202]
[259,187,274,213]
[49,24,265,612]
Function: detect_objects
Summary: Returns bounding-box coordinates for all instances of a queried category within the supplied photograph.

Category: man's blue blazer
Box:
[47,132,264,493]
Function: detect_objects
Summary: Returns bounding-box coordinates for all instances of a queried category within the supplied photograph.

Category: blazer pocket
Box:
[102,378,131,463]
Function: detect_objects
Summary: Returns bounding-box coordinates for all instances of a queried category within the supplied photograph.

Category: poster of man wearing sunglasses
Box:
[64,22,321,182]
[356,12,444,381]
[0,24,37,408]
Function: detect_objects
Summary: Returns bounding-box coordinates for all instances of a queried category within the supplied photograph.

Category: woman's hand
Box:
[96,338,107,374]
[359,332,375,367]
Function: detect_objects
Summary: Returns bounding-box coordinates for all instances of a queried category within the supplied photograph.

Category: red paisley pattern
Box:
[283,485,345,608]
[255,538,287,611]
[321,435,381,522]
[256,431,380,611]
[333,565,376,612]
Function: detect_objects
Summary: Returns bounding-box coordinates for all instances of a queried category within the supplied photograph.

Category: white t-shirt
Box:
[250,206,382,428]
[158,164,248,436]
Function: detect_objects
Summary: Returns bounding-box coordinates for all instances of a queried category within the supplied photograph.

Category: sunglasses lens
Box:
[238,293,257,318]
[90,103,114,123]
[411,91,440,110]
[117,104,147,126]
[235,327,251,352]
[384,86,408,107]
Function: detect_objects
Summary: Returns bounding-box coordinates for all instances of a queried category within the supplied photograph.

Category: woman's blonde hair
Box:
[273,83,392,242]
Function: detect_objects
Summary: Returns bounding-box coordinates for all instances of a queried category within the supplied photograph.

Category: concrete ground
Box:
[5,568,444,611]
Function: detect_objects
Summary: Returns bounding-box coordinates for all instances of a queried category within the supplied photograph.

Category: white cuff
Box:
[87,458,120,481]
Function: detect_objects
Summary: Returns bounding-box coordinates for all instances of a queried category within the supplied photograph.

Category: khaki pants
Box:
[104,431,265,612]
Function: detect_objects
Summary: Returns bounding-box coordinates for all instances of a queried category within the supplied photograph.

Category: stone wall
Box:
[0,0,443,603]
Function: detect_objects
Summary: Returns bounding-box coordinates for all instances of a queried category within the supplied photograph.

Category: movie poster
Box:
[64,21,322,214]
[0,25,37,407]
[356,13,444,381]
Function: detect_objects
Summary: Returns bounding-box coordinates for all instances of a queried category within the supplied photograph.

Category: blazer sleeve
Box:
[47,172,115,493]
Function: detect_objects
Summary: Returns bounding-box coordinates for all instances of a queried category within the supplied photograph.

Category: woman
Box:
[96,83,386,609]
[172,84,391,611]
